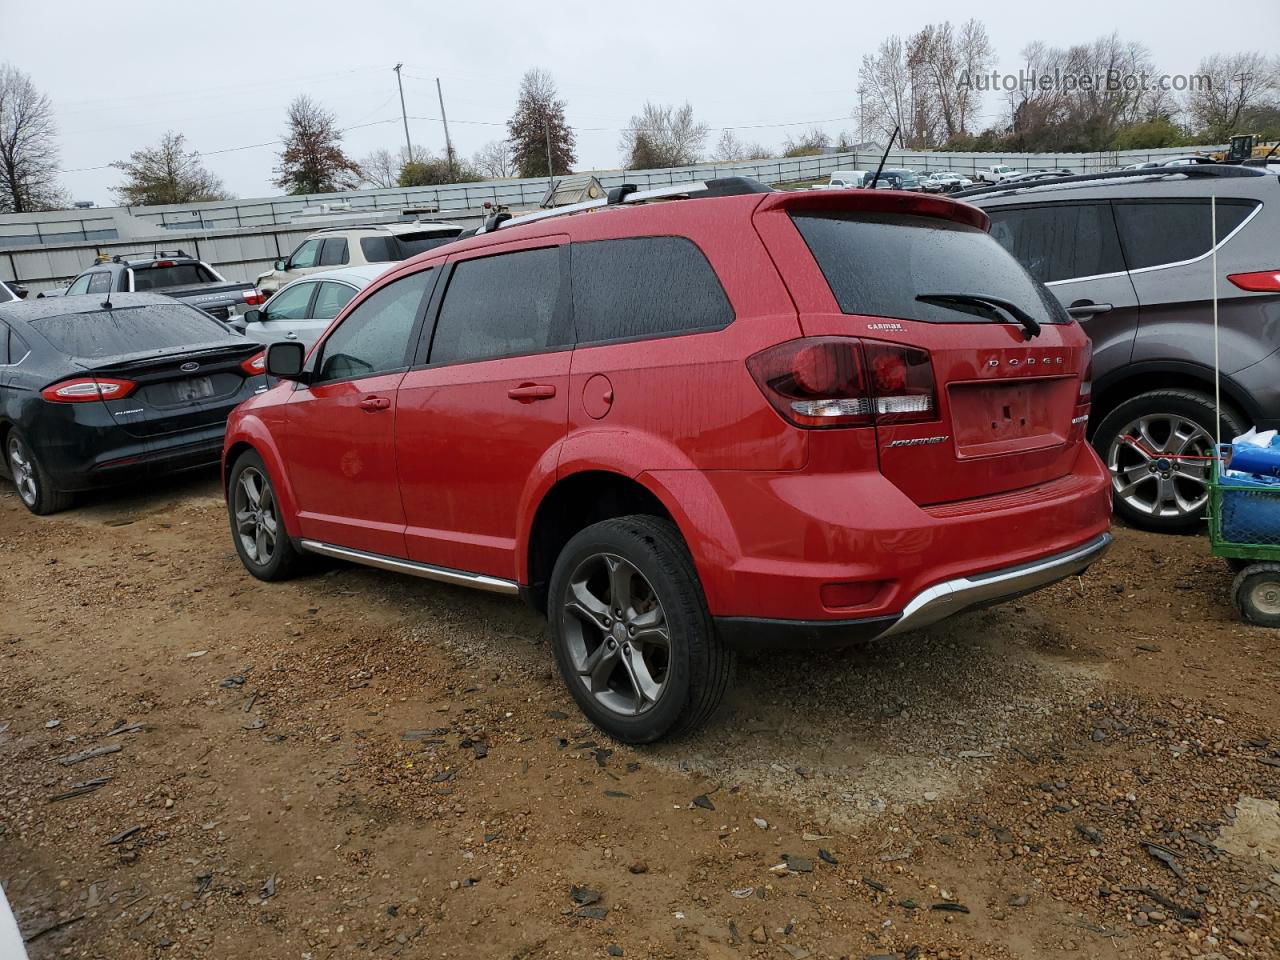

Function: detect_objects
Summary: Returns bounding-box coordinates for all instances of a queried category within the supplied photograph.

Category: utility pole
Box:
[544,114,555,183]
[393,63,413,160]
[436,77,456,181]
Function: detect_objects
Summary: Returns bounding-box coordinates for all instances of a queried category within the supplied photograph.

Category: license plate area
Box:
[948,378,1073,458]
[170,377,216,403]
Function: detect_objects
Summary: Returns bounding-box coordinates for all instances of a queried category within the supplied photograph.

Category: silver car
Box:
[234,264,388,348]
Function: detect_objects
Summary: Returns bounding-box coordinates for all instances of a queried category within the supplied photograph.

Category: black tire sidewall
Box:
[1233,564,1280,628]
[227,450,296,581]
[1092,390,1244,532]
[548,517,709,744]
[7,429,68,516]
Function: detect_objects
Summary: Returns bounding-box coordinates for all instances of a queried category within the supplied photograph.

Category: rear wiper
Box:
[916,293,1042,340]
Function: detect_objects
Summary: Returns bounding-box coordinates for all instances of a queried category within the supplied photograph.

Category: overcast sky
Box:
[6,0,1274,205]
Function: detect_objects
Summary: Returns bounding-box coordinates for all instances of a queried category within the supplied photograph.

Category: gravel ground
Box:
[1,470,1278,959]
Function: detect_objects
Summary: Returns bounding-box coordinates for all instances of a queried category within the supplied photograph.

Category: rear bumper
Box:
[717,531,1111,650]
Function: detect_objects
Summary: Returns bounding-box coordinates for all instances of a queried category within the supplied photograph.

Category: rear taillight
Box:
[1079,355,1093,402]
[41,377,136,403]
[747,337,936,429]
[1228,270,1280,292]
[243,291,266,306]
[239,351,266,376]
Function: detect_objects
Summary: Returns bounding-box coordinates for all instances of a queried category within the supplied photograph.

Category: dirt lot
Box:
[2,471,1279,960]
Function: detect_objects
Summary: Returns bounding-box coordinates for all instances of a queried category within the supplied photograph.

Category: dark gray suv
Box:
[965,167,1279,531]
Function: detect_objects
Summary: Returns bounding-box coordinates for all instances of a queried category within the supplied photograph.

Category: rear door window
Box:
[986,202,1126,283]
[571,237,733,343]
[87,272,114,294]
[65,274,91,296]
[792,211,1069,324]
[313,282,357,319]
[316,270,434,382]
[1113,199,1258,270]
[32,304,236,358]
[428,247,565,364]
[318,237,349,267]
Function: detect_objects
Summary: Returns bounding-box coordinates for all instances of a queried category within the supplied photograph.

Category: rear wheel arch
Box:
[1090,364,1254,434]
[524,470,681,614]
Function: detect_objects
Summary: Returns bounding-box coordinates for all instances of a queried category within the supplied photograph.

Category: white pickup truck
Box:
[975,164,1020,184]
[817,170,870,189]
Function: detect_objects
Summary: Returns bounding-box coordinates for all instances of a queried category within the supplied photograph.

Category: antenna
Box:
[1211,196,1220,450]
[866,125,900,189]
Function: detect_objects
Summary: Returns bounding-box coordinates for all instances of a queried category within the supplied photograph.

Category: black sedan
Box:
[0,293,267,514]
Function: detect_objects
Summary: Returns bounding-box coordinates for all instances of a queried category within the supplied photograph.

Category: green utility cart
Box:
[1208,458,1280,627]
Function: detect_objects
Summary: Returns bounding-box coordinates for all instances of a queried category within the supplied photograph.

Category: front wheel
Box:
[1091,389,1244,533]
[227,450,304,581]
[547,515,734,744]
[1233,563,1280,628]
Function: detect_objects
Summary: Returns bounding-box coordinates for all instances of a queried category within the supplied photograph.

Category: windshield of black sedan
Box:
[31,304,237,358]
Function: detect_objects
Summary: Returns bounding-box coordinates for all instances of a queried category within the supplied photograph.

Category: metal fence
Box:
[0,143,1230,292]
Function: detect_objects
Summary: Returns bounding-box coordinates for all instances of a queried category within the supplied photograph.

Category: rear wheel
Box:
[228,450,304,581]
[1233,563,1280,628]
[1092,389,1244,532]
[6,431,72,515]
[548,515,734,744]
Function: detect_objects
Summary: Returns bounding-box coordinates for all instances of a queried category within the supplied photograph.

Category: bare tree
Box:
[360,148,402,189]
[914,20,994,140]
[0,64,65,213]
[1187,51,1279,141]
[782,128,831,157]
[620,102,708,169]
[858,35,918,146]
[472,139,515,179]
[711,129,747,163]
[507,69,576,178]
[273,95,362,195]
[111,132,228,206]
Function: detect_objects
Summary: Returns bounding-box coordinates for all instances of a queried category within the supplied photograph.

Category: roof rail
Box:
[479,176,774,234]
[952,164,1266,201]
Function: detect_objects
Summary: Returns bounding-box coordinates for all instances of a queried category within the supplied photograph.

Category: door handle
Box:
[507,383,557,402]
[1067,300,1113,319]
[359,396,391,412]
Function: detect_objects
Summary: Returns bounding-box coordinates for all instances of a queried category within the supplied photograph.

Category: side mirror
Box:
[242,308,262,324]
[266,341,306,380]
[274,259,287,272]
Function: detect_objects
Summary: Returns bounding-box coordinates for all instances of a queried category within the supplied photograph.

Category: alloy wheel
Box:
[7,437,37,507]
[1106,414,1215,520]
[562,553,671,717]
[234,467,278,565]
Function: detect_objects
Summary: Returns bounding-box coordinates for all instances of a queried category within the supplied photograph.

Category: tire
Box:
[547,515,734,744]
[1225,557,1253,574]
[227,450,304,581]
[6,429,73,515]
[1232,563,1280,628]
[1091,389,1244,533]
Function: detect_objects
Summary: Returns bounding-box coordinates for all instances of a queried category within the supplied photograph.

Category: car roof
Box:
[0,291,176,324]
[275,264,389,289]
[960,166,1272,206]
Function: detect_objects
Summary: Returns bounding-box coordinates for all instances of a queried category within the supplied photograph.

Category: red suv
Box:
[223,178,1111,743]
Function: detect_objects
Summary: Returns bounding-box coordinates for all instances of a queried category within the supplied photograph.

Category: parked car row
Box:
[818,168,972,193]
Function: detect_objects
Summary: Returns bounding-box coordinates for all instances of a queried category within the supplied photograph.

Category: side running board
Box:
[299,540,520,596]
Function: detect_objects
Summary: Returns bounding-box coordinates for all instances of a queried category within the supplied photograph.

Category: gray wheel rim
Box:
[233,467,278,565]
[1249,578,1280,617]
[562,553,670,717]
[1106,414,1214,519]
[8,437,37,507]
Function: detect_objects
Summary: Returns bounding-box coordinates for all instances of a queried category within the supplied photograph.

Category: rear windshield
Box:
[360,232,459,263]
[130,262,217,290]
[32,303,237,358]
[792,211,1070,325]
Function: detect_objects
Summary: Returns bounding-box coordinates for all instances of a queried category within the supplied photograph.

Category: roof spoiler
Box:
[756,189,990,231]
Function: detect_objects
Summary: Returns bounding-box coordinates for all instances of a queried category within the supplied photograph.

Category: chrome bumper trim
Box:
[299,540,520,596]
[877,532,1112,639]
